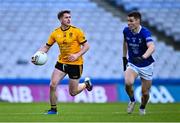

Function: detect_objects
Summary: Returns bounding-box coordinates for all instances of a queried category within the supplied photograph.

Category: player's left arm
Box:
[142,29,155,59]
[77,41,90,57]
[133,42,155,64]
[68,41,90,62]
[142,41,155,59]
[133,29,155,63]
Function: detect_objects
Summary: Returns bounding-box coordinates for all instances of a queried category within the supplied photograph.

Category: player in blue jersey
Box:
[122,11,155,115]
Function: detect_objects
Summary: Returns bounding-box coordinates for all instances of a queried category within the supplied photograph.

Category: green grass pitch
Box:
[0,102,179,122]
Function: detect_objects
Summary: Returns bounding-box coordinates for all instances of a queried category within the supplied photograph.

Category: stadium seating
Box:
[0,0,180,79]
[114,0,180,42]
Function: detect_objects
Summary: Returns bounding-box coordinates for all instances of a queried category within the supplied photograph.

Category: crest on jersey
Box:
[69,33,73,38]
[63,32,66,37]
[132,37,136,43]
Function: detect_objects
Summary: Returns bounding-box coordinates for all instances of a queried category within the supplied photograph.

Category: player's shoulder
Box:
[141,26,151,34]
[48,28,59,37]
[123,26,129,31]
[51,27,61,33]
[140,26,153,40]
[123,26,130,34]
[70,25,83,31]
[70,25,78,29]
[70,25,85,34]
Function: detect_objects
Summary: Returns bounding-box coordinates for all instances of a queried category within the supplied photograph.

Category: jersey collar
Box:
[137,25,142,33]
[132,25,142,34]
[60,25,71,31]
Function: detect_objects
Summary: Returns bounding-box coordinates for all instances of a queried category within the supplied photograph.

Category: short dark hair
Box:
[57,10,71,20]
[128,11,141,21]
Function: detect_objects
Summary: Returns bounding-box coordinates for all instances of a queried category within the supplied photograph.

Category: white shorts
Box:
[127,63,154,80]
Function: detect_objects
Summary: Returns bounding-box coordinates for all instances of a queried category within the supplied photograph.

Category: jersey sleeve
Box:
[46,32,56,46]
[77,29,87,44]
[143,29,153,43]
[123,27,128,42]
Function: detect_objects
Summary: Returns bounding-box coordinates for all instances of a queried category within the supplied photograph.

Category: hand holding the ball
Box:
[31,54,37,64]
[31,51,48,65]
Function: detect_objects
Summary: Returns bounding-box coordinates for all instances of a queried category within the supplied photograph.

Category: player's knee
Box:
[142,88,150,96]
[50,81,58,89]
[69,89,78,96]
[125,82,133,87]
[50,85,56,92]
[142,91,149,97]
[69,91,77,96]
[125,80,133,86]
[125,77,133,86]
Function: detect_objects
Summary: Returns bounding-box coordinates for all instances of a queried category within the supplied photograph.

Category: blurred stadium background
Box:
[0,0,180,103]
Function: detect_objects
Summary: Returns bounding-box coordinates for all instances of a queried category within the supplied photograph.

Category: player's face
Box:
[127,16,140,31]
[60,13,71,26]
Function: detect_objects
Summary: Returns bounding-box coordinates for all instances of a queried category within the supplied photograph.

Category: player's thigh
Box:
[125,67,138,85]
[50,68,66,87]
[67,64,82,91]
[141,77,152,94]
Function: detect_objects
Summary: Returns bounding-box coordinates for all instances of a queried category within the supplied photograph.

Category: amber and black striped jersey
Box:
[46,25,87,65]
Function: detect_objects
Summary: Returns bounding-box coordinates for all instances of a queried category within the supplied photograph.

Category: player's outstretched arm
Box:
[31,44,51,64]
[38,44,51,53]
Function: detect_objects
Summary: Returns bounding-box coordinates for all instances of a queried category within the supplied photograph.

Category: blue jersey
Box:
[123,26,154,67]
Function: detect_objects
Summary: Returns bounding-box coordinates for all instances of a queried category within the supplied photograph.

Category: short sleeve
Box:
[143,29,153,43]
[77,29,86,44]
[47,32,56,46]
[123,27,128,42]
